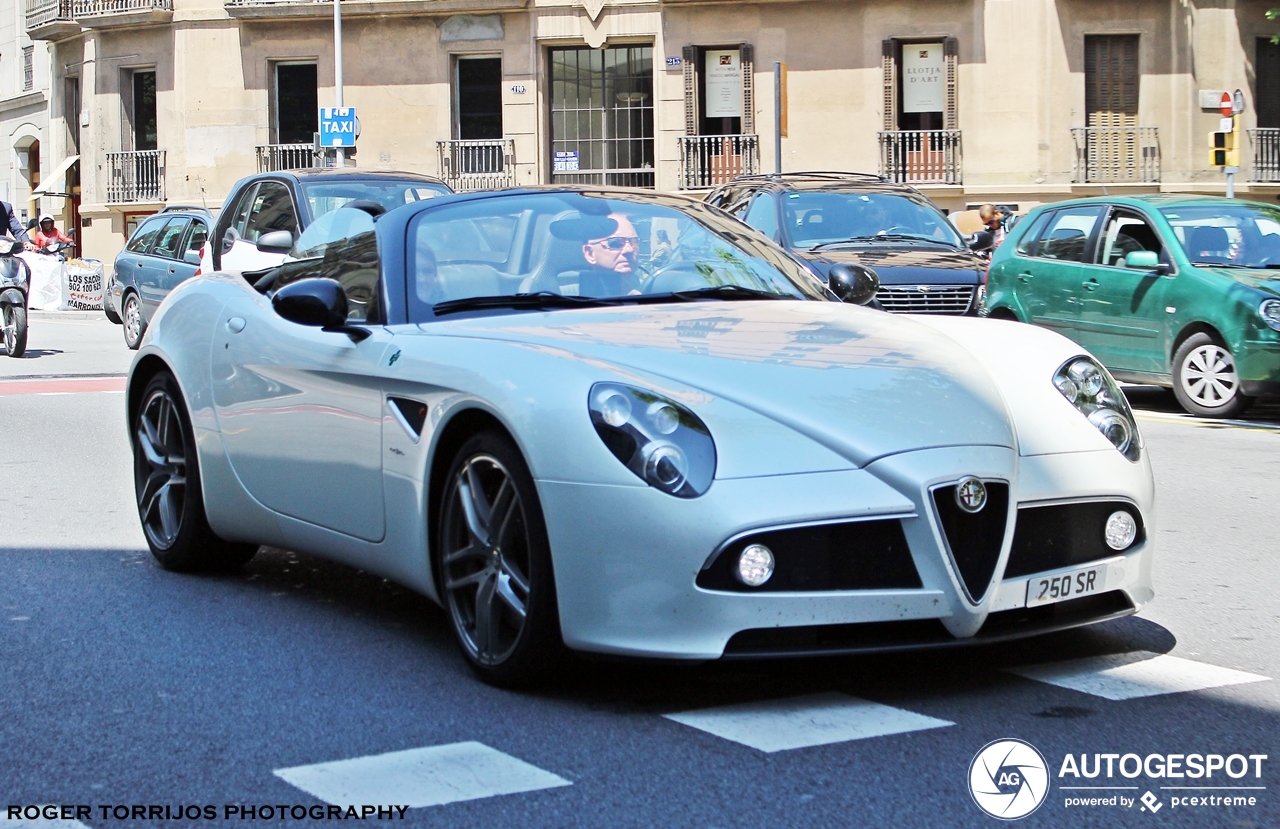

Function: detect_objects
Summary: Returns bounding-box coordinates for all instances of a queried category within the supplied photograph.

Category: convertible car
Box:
[127,187,1155,686]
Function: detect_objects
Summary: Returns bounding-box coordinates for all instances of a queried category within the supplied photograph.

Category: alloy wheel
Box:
[135,388,188,550]
[124,297,142,346]
[1179,343,1239,409]
[2,305,14,352]
[440,454,532,666]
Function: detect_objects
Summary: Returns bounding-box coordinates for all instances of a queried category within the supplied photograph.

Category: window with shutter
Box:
[1085,35,1139,129]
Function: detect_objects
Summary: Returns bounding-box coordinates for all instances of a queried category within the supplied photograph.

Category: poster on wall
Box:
[704,49,742,118]
[902,43,945,113]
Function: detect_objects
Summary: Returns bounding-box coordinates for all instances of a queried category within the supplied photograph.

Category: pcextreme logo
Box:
[968,739,1051,820]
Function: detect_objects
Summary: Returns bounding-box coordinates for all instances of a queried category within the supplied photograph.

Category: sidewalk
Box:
[1,309,134,379]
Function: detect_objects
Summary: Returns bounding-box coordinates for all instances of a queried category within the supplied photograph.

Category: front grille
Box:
[931,481,1010,602]
[876,285,975,314]
[697,518,921,593]
[1005,501,1145,578]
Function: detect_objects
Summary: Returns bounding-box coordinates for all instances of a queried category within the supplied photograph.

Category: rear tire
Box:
[133,371,258,572]
[1171,332,1253,418]
[436,430,567,687]
[123,293,146,350]
[2,302,27,357]
[104,293,122,324]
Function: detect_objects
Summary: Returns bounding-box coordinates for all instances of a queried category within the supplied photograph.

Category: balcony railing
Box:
[1071,127,1160,184]
[877,131,962,185]
[676,135,759,190]
[106,150,165,203]
[73,0,170,17]
[257,143,319,172]
[436,138,515,191]
[1249,128,1280,182]
[25,0,74,31]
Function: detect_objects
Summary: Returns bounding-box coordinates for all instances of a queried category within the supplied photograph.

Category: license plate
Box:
[1026,565,1107,608]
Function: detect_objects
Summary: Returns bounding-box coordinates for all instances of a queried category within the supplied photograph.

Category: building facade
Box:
[23,0,1280,261]
[4,0,55,236]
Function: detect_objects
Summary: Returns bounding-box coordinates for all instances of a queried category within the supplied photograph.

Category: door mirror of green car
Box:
[1124,250,1161,270]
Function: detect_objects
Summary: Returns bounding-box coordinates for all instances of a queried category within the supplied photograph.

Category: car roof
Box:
[276,168,449,186]
[1028,193,1272,212]
[720,171,926,196]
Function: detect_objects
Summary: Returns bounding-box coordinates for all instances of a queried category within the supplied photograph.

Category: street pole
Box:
[333,0,344,167]
[1226,168,1236,199]
[773,62,782,174]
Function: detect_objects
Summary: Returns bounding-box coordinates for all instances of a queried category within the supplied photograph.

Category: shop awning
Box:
[29,155,79,200]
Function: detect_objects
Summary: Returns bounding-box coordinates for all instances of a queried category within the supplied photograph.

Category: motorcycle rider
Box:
[0,200,36,251]
[34,213,73,249]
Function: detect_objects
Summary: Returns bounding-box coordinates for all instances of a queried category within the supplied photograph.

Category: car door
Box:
[211,208,390,542]
[220,180,298,275]
[742,192,782,243]
[138,217,189,316]
[116,217,166,302]
[1020,205,1106,338]
[1073,207,1170,373]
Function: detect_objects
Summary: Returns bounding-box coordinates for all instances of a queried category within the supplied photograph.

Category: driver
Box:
[580,213,643,297]
[35,214,72,248]
[0,199,35,251]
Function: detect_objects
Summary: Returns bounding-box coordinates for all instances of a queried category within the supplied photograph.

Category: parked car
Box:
[984,195,1280,417]
[106,209,210,348]
[204,169,452,278]
[706,172,987,314]
[127,186,1154,687]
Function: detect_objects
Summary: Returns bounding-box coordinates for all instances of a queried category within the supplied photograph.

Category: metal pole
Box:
[773,62,782,174]
[333,0,344,167]
[1226,170,1236,199]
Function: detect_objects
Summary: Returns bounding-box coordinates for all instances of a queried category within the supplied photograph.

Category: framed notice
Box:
[705,49,742,118]
[902,43,945,113]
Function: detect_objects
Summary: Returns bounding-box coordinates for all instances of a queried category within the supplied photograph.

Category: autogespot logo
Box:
[969,739,1051,820]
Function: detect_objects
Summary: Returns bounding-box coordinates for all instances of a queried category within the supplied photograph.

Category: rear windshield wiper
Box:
[431,291,622,317]
[810,234,953,251]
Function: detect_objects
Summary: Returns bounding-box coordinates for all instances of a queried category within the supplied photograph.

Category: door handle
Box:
[168,267,176,274]
[136,261,143,267]
[1017,273,1033,283]
[1082,279,1099,291]
[226,317,246,334]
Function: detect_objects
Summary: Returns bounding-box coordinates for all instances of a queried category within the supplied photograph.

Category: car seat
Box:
[1184,226,1231,264]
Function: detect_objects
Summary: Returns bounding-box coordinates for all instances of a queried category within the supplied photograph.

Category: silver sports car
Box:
[127,187,1155,686]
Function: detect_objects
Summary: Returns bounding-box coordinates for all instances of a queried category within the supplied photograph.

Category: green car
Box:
[985,195,1280,417]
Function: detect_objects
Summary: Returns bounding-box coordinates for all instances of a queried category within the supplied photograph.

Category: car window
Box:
[243,182,297,243]
[743,193,780,240]
[1095,210,1163,268]
[274,207,381,324]
[1161,203,1280,267]
[782,192,963,248]
[227,184,258,239]
[152,218,190,260]
[185,220,208,259]
[126,217,167,253]
[1014,211,1051,256]
[1033,206,1104,262]
[299,180,450,220]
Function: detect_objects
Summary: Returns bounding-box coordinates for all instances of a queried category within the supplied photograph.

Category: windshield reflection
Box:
[1161,205,1280,269]
[782,192,964,249]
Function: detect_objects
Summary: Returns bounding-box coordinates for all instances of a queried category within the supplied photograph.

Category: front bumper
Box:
[539,445,1154,659]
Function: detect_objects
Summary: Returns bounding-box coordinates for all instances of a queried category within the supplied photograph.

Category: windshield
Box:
[783,192,964,248]
[300,179,449,221]
[1161,204,1280,268]
[406,192,830,320]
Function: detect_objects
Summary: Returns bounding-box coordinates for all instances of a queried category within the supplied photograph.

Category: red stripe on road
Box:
[0,376,128,395]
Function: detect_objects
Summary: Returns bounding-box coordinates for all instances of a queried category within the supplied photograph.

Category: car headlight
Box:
[589,383,716,497]
[1053,357,1141,462]
[1260,298,1280,332]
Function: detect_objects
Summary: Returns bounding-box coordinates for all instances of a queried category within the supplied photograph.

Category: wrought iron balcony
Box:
[257,143,319,172]
[436,139,515,191]
[1071,127,1160,184]
[26,0,78,39]
[106,150,165,203]
[73,0,172,26]
[225,0,525,19]
[676,135,759,190]
[877,130,962,185]
[1248,128,1280,182]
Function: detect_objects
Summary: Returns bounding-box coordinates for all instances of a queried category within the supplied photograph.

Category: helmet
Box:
[39,213,54,225]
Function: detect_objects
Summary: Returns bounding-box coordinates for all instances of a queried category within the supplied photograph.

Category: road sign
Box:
[319,107,358,148]
[1233,88,1246,115]
[1220,92,1233,118]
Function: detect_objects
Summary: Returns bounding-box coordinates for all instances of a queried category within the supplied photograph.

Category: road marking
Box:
[1134,411,1280,433]
[0,376,127,396]
[274,742,571,809]
[1007,651,1270,700]
[2,808,93,829]
[663,692,953,753]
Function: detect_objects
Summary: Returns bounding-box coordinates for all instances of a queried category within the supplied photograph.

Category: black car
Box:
[706,172,987,314]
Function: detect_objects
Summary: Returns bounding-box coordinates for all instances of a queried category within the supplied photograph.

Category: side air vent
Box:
[388,397,428,440]
[1005,501,1144,578]
[930,480,1010,603]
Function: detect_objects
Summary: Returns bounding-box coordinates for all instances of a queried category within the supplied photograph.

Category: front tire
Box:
[1172,332,1253,418]
[2,301,27,357]
[123,293,146,350]
[133,371,258,572]
[436,431,566,687]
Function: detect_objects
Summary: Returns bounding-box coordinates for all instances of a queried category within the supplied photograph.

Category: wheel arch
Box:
[1171,321,1226,365]
[126,354,174,441]
[986,305,1021,322]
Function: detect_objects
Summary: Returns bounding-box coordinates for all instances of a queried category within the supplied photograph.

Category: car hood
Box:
[423,301,1015,466]
[797,244,983,286]
[1193,265,1280,297]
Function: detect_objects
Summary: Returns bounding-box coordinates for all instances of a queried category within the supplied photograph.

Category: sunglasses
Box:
[592,235,640,251]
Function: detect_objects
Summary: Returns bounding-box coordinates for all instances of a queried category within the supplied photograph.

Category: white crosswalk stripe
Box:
[663,692,953,753]
[1007,651,1271,700]
[274,742,571,809]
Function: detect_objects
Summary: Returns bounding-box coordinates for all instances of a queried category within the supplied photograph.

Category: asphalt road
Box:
[1,315,1278,829]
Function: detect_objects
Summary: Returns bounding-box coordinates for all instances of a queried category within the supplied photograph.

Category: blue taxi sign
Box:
[319,107,358,148]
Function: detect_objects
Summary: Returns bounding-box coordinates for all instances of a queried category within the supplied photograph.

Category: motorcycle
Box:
[1,239,31,357]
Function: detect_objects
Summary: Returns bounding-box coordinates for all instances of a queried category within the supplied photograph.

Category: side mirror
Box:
[1124,250,1160,270]
[828,263,880,306]
[256,229,294,254]
[969,230,995,252]
[10,240,24,254]
[272,278,348,328]
[183,250,201,266]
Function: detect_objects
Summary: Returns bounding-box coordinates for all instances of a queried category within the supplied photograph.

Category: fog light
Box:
[736,544,775,587]
[1105,511,1137,551]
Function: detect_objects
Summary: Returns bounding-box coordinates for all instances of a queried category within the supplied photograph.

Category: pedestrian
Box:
[0,200,36,251]
[978,204,1007,249]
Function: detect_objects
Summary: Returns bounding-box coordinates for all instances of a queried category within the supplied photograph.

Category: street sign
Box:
[1220,92,1233,118]
[319,107,358,148]
[1233,88,1246,115]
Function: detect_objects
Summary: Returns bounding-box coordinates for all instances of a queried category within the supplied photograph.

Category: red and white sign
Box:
[1220,92,1234,118]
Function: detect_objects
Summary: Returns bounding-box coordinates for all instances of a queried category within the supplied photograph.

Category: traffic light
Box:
[1209,116,1241,167]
